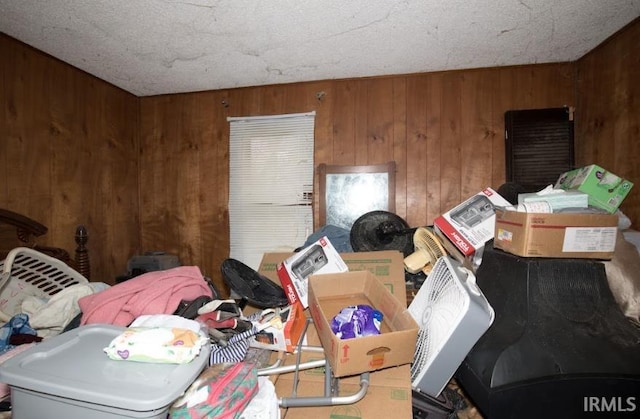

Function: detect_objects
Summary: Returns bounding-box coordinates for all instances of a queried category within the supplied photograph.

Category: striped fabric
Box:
[209,327,257,364]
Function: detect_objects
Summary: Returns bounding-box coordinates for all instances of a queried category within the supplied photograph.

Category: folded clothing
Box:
[104,326,208,364]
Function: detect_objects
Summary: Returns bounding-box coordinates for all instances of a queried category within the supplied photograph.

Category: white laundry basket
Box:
[0,247,88,322]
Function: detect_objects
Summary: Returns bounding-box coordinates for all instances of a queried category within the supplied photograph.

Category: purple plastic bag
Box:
[330,304,383,340]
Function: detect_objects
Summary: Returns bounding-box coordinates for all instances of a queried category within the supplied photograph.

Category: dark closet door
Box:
[505,107,575,192]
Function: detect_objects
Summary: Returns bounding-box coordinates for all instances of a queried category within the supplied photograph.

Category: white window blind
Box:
[228,112,315,270]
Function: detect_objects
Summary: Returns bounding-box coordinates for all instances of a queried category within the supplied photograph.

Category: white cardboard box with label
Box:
[276,236,348,308]
[433,187,511,257]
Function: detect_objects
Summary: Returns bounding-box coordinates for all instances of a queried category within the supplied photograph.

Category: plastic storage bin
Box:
[0,324,210,419]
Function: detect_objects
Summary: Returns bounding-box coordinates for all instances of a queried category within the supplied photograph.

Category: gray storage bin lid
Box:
[0,324,210,412]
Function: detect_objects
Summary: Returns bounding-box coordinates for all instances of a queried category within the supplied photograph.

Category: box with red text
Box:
[276,236,348,308]
[433,188,511,256]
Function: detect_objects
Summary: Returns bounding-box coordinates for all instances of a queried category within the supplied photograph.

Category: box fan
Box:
[408,255,495,398]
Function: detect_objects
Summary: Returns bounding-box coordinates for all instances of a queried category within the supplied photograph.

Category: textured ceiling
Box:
[1,0,639,97]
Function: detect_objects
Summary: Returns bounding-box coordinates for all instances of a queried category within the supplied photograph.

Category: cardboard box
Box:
[494,208,618,259]
[277,236,348,308]
[431,224,475,272]
[274,353,413,419]
[554,164,634,213]
[249,304,307,353]
[249,250,408,352]
[433,188,511,256]
[261,263,414,418]
[272,345,412,418]
[259,250,408,307]
[307,271,419,378]
[340,250,408,305]
[517,189,589,212]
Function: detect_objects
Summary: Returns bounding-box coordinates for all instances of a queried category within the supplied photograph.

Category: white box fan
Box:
[408,255,495,397]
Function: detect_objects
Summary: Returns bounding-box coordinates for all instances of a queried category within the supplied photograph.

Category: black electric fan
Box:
[349,210,416,257]
[220,258,289,309]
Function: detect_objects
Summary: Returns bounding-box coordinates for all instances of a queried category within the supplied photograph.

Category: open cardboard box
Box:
[251,250,408,353]
[307,271,418,378]
[257,252,414,417]
[270,290,414,419]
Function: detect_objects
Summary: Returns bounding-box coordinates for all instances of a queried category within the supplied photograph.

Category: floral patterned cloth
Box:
[169,362,258,419]
[103,326,208,364]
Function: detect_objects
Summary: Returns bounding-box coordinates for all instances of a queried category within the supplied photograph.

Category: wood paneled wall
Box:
[576,17,640,227]
[139,63,575,292]
[0,34,140,284]
[3,18,638,292]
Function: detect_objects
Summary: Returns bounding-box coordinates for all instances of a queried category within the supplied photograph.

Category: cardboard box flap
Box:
[310,271,411,331]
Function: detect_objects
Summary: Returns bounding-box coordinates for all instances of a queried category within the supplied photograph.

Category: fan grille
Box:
[409,257,468,383]
[413,228,447,272]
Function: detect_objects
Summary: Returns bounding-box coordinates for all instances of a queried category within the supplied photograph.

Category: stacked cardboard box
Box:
[493,208,618,259]
[257,250,414,418]
[493,164,629,259]
[554,164,633,213]
[273,341,413,419]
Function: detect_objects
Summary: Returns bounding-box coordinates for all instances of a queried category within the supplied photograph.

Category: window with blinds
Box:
[227,112,315,270]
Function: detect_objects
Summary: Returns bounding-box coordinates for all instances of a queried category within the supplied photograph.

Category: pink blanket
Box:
[78,266,213,326]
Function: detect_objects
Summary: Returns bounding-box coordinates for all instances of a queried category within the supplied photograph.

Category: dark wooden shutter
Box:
[505,107,574,192]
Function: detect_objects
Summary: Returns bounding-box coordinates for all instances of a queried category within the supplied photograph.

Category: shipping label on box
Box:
[307,271,418,378]
[494,208,618,259]
[433,188,511,256]
[554,164,634,213]
[276,236,348,308]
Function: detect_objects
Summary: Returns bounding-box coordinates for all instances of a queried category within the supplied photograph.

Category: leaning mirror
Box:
[317,162,396,230]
